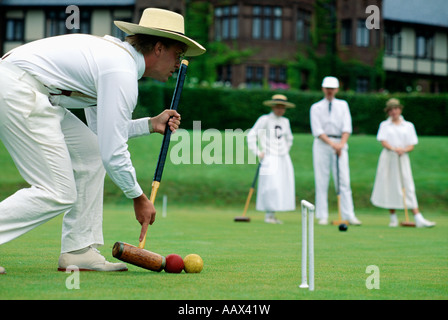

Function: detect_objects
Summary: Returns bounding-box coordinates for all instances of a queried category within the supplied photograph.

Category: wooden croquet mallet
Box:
[112,60,189,271]
[397,154,416,227]
[139,59,189,248]
[234,161,262,222]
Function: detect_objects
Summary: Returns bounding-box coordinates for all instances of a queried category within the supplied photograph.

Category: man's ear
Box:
[154,41,164,57]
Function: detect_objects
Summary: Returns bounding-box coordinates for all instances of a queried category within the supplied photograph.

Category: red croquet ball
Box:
[164,254,184,273]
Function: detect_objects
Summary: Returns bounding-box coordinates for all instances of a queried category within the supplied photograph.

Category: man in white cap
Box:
[0,8,205,273]
[310,77,361,225]
[247,94,296,224]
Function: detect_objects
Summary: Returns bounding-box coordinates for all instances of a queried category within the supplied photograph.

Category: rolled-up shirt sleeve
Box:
[96,69,143,199]
[341,101,353,134]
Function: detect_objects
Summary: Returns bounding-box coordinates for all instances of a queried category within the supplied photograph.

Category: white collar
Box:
[269,111,283,119]
[386,115,405,125]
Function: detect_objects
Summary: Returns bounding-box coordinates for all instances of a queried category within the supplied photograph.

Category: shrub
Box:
[137,83,448,136]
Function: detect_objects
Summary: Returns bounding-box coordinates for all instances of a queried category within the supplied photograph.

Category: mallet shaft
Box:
[138,181,160,249]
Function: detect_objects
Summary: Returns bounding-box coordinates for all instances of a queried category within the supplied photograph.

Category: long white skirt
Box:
[371,149,418,209]
[256,154,296,212]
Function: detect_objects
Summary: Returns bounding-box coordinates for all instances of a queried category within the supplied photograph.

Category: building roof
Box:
[383,0,448,28]
[1,0,135,6]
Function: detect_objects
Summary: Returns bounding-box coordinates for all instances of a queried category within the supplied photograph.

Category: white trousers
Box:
[0,61,105,253]
[312,138,355,220]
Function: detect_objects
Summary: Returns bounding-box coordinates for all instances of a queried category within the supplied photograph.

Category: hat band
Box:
[273,99,288,102]
[153,27,185,36]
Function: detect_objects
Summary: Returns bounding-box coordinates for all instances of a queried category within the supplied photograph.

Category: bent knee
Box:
[46,179,78,208]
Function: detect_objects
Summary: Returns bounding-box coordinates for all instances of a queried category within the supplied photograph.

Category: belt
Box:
[327,135,341,139]
[1,52,11,60]
[50,89,93,99]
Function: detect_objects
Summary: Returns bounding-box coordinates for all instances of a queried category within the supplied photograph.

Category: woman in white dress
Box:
[371,98,435,228]
[247,94,296,224]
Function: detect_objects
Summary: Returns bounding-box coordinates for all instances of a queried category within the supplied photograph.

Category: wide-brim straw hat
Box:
[384,98,403,112]
[263,94,296,108]
[114,8,206,57]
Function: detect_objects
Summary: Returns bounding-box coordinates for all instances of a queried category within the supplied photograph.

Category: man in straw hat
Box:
[0,8,205,273]
[371,98,435,227]
[310,77,362,226]
[247,94,296,224]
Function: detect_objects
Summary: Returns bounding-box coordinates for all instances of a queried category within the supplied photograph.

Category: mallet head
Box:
[234,216,251,222]
[112,242,166,272]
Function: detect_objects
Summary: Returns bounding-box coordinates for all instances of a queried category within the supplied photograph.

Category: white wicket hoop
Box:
[299,200,315,291]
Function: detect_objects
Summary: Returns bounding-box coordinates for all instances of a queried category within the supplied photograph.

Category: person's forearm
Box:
[340,132,350,146]
[318,133,335,147]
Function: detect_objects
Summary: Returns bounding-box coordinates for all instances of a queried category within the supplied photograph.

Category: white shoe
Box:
[318,218,328,225]
[349,217,362,226]
[389,214,398,227]
[0,266,5,274]
[265,217,283,224]
[389,220,399,227]
[416,218,436,228]
[58,246,128,272]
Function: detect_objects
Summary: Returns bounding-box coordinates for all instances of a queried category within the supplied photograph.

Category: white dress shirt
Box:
[6,34,149,198]
[247,112,293,157]
[376,116,418,148]
[310,98,352,138]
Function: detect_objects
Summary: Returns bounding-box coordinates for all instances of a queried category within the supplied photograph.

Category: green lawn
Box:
[0,132,447,301]
[0,204,447,300]
[1,132,447,209]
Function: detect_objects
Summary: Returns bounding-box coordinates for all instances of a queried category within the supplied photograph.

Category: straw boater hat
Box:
[263,94,296,108]
[114,8,206,57]
[384,98,403,112]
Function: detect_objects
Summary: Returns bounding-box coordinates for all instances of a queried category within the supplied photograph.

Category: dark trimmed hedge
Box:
[136,83,448,136]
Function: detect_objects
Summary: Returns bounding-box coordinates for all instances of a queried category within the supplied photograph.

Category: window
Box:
[214,5,239,40]
[356,19,369,47]
[269,66,287,83]
[217,65,232,83]
[296,9,311,43]
[341,19,352,46]
[5,18,24,41]
[273,7,282,40]
[45,9,91,37]
[385,35,401,55]
[416,33,434,59]
[246,66,264,87]
[385,33,401,55]
[385,25,401,55]
[252,6,282,40]
[356,77,369,93]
